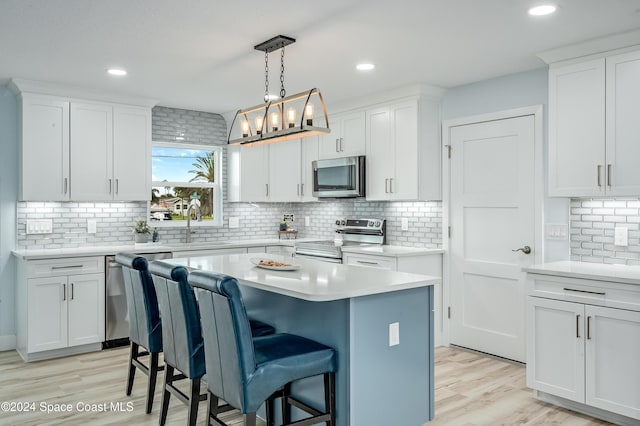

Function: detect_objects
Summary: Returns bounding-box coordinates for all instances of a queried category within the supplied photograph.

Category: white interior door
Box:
[449,115,535,362]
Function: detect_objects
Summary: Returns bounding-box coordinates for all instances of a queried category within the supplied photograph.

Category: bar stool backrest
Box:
[149,261,205,379]
[188,270,257,411]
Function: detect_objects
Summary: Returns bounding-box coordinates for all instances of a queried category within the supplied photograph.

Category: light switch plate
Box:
[87,219,97,234]
[228,217,239,228]
[615,226,628,246]
[389,322,400,347]
[26,219,53,234]
[545,223,568,240]
[305,216,310,227]
[401,218,409,231]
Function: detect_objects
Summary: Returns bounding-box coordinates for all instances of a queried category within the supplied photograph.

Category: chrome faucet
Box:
[186,201,201,243]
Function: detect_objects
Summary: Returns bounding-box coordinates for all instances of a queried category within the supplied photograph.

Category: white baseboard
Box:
[0,335,16,351]
[535,391,640,426]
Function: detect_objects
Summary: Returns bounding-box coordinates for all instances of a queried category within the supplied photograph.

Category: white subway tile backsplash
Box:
[571,198,640,265]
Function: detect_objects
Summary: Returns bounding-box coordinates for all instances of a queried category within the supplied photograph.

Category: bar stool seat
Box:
[188,270,337,426]
[115,252,164,415]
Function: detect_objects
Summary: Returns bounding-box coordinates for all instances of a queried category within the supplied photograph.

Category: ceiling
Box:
[2,0,640,114]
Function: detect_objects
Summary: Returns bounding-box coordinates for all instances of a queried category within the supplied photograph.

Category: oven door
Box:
[294,253,342,264]
[312,156,365,198]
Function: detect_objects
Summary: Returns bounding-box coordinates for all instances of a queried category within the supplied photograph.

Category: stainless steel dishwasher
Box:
[104,252,172,348]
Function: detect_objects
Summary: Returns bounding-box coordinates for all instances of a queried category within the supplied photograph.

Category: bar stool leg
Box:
[126,342,138,396]
[159,365,174,426]
[282,383,291,424]
[325,372,336,426]
[244,413,257,426]
[207,391,219,426]
[146,352,159,413]
[187,379,201,426]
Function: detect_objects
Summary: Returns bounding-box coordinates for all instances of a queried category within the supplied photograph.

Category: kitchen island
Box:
[166,253,440,426]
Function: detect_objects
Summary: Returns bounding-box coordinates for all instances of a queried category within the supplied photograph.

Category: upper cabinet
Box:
[549,49,640,197]
[12,80,154,202]
[366,97,441,201]
[318,111,365,159]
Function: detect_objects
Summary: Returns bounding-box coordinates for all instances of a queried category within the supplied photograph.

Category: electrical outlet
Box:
[305,216,310,226]
[401,218,409,231]
[389,322,400,347]
[228,217,240,228]
[615,226,628,246]
[87,219,97,234]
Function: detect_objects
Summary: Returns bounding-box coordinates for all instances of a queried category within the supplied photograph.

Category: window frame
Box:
[149,141,223,228]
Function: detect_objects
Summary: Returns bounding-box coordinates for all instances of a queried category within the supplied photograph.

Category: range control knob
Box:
[375,221,381,227]
[368,221,374,227]
[335,220,340,226]
[341,220,346,226]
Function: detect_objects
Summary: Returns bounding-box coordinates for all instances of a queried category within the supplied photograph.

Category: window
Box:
[150,142,223,227]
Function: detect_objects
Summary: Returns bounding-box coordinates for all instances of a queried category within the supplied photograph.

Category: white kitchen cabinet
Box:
[20,94,70,201]
[70,102,113,200]
[300,137,318,201]
[318,111,365,159]
[526,273,640,422]
[549,49,640,197]
[17,256,105,361]
[269,139,302,202]
[12,81,152,202]
[239,144,270,202]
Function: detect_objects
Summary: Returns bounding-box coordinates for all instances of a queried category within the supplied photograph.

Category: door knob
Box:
[512,246,531,254]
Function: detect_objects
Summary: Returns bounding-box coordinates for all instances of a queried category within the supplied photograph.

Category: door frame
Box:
[441,105,544,347]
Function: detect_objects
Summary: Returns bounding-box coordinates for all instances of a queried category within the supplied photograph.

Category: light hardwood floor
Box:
[0,346,611,426]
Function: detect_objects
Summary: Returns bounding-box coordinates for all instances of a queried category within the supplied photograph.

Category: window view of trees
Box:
[149,145,220,224]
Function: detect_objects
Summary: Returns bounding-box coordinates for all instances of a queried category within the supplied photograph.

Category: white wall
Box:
[441,68,570,262]
[0,87,18,348]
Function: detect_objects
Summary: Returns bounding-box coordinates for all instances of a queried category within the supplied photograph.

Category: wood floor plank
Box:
[0,345,614,425]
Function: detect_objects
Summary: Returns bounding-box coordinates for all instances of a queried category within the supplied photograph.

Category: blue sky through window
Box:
[151,146,210,182]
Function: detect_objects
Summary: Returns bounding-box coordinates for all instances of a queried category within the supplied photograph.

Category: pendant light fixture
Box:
[227,35,330,146]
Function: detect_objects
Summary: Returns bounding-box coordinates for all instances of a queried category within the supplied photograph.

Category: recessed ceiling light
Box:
[528,4,556,16]
[356,63,375,71]
[107,68,127,76]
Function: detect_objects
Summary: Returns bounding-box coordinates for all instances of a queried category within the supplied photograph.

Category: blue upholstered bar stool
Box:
[188,270,337,426]
[115,252,164,414]
[149,261,276,426]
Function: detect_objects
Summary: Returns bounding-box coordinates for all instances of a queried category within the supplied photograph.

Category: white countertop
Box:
[524,261,640,286]
[11,238,312,260]
[341,245,443,257]
[166,253,440,302]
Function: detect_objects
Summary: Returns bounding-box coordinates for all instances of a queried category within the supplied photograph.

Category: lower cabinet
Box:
[527,275,640,421]
[17,256,105,361]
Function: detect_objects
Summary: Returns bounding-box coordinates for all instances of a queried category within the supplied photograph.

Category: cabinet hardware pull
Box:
[340,138,344,152]
[301,183,304,196]
[389,178,393,193]
[63,283,66,301]
[297,184,300,196]
[357,260,379,265]
[563,287,605,296]
[109,178,112,194]
[51,265,83,270]
[266,183,269,197]
[587,316,592,340]
[71,283,74,300]
[597,165,602,187]
[63,177,68,194]
[576,314,580,338]
[385,178,388,193]
[336,139,339,152]
[115,178,119,194]
[607,164,612,187]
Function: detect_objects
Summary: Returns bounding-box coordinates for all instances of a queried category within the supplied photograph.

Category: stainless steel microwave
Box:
[312,156,366,198]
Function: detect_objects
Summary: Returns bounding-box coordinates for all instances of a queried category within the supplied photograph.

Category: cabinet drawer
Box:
[527,273,640,312]
[26,257,105,278]
[344,254,396,270]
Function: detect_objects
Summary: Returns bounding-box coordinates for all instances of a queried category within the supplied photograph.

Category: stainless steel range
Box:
[294,218,386,263]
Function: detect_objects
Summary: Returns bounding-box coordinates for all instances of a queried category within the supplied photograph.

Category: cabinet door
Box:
[390,101,418,200]
[585,306,640,419]
[548,59,605,197]
[300,137,318,201]
[27,277,68,352]
[269,139,302,202]
[67,273,105,347]
[21,95,70,201]
[366,107,392,200]
[113,106,151,201]
[606,50,640,196]
[340,111,366,157]
[240,144,269,201]
[526,297,585,403]
[70,102,113,200]
[318,114,341,159]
